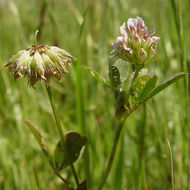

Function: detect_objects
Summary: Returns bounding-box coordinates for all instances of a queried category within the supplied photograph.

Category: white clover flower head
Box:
[6,45,75,87]
[112,16,160,65]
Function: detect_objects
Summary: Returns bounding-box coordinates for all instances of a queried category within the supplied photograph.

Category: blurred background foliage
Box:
[0,0,189,189]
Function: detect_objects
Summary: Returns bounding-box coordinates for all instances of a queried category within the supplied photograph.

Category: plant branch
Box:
[97,65,141,190]
[45,85,80,187]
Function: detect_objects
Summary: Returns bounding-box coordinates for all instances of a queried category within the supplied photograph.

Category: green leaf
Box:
[24,120,48,152]
[113,59,129,83]
[109,64,121,89]
[131,74,157,105]
[54,131,87,171]
[145,72,186,100]
[139,75,158,101]
[24,120,53,167]
[83,66,109,87]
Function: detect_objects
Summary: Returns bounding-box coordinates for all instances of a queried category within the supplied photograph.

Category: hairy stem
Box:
[97,119,126,190]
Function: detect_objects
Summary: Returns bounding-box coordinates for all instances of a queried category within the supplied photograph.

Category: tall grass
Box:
[0,0,189,189]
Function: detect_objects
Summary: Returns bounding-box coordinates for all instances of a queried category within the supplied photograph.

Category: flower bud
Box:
[112,16,160,65]
[6,45,75,87]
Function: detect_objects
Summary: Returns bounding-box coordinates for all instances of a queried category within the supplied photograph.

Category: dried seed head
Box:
[112,17,160,65]
[6,45,75,87]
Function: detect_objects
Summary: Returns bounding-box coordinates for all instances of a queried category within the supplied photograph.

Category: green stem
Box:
[75,54,90,185]
[45,85,65,143]
[128,66,141,96]
[47,0,60,46]
[170,0,186,73]
[45,85,80,187]
[34,30,39,46]
[43,146,68,184]
[167,139,174,190]
[137,103,147,190]
[71,163,80,187]
[97,65,141,190]
[43,148,68,184]
[97,119,126,190]
[37,0,47,43]
[55,172,68,184]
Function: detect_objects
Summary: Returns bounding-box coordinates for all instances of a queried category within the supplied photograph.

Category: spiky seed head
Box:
[6,45,75,87]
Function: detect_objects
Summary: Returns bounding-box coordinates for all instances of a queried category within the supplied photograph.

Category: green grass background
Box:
[0,0,189,189]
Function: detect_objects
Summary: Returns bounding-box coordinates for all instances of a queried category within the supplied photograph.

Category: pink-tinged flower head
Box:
[6,45,75,87]
[112,17,160,65]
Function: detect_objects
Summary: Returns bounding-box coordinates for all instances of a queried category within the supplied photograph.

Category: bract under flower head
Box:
[6,45,75,86]
[112,17,160,65]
